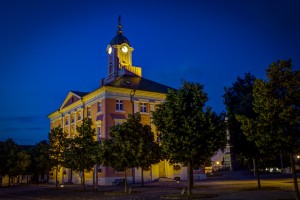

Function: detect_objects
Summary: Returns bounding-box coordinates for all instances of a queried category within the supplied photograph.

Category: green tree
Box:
[48,126,67,189]
[102,113,141,193]
[29,140,50,184]
[3,139,20,186]
[134,113,161,187]
[223,73,262,188]
[152,81,227,196]
[0,141,6,186]
[0,139,31,187]
[237,60,300,199]
[15,151,31,183]
[65,118,100,191]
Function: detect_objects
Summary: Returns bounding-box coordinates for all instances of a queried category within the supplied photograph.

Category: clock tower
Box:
[105,16,141,84]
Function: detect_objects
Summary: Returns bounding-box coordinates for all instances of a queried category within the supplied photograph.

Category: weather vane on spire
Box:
[117,15,122,35]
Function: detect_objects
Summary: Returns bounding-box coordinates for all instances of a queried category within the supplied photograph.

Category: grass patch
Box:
[161,193,218,199]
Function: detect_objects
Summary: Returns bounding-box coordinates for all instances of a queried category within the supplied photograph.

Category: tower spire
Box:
[117,15,122,35]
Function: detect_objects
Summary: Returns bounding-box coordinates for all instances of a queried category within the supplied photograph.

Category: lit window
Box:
[97,127,101,142]
[140,103,147,112]
[116,100,123,111]
[77,112,81,120]
[97,102,102,113]
[87,107,91,117]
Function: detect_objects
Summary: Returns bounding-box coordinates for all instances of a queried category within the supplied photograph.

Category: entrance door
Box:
[158,161,166,178]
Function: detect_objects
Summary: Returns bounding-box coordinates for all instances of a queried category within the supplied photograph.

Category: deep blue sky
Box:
[0,0,299,145]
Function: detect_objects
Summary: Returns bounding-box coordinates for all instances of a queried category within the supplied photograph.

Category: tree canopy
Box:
[102,113,145,193]
[48,126,67,189]
[134,113,161,186]
[65,118,101,191]
[29,140,50,183]
[152,81,227,196]
[223,73,261,174]
[237,60,300,198]
[0,139,31,186]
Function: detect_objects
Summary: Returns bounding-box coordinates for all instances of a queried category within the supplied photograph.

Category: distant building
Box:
[48,17,205,185]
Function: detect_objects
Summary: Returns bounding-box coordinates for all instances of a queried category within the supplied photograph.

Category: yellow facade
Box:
[48,18,199,185]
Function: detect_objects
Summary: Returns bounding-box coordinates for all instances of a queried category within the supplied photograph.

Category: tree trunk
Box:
[132,168,135,184]
[8,176,11,187]
[280,154,284,173]
[55,167,58,189]
[230,146,238,171]
[124,169,127,193]
[93,165,98,190]
[291,154,300,200]
[190,165,194,188]
[187,160,193,196]
[253,158,261,189]
[83,171,86,191]
[141,168,144,187]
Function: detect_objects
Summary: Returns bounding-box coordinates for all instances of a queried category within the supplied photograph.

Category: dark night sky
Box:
[0,0,299,145]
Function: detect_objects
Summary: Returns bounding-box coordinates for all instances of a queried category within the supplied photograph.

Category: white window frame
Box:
[65,117,69,125]
[77,111,82,121]
[140,102,147,113]
[97,102,102,113]
[97,126,102,142]
[116,99,124,111]
[71,114,75,124]
[87,107,91,117]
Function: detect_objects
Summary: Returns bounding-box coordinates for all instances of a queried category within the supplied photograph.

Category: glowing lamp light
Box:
[297,155,300,159]
[216,161,220,165]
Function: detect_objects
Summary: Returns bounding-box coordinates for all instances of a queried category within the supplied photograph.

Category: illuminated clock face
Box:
[108,46,112,54]
[121,46,128,53]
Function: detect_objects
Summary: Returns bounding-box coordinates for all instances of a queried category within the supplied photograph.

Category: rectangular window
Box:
[97,127,101,142]
[140,103,147,112]
[65,118,69,125]
[71,115,75,124]
[87,107,91,117]
[116,100,123,111]
[77,112,81,120]
[97,102,102,113]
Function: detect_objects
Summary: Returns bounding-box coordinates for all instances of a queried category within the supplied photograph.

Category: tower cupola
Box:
[104,16,141,83]
[109,16,131,46]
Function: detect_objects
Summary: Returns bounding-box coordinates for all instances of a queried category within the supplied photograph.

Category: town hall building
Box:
[48,18,206,185]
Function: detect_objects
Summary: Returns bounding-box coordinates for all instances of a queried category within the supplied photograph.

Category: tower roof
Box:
[104,74,173,94]
[109,15,131,46]
[109,34,131,46]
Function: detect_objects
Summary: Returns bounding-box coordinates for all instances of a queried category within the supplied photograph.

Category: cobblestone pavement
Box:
[0,173,297,200]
